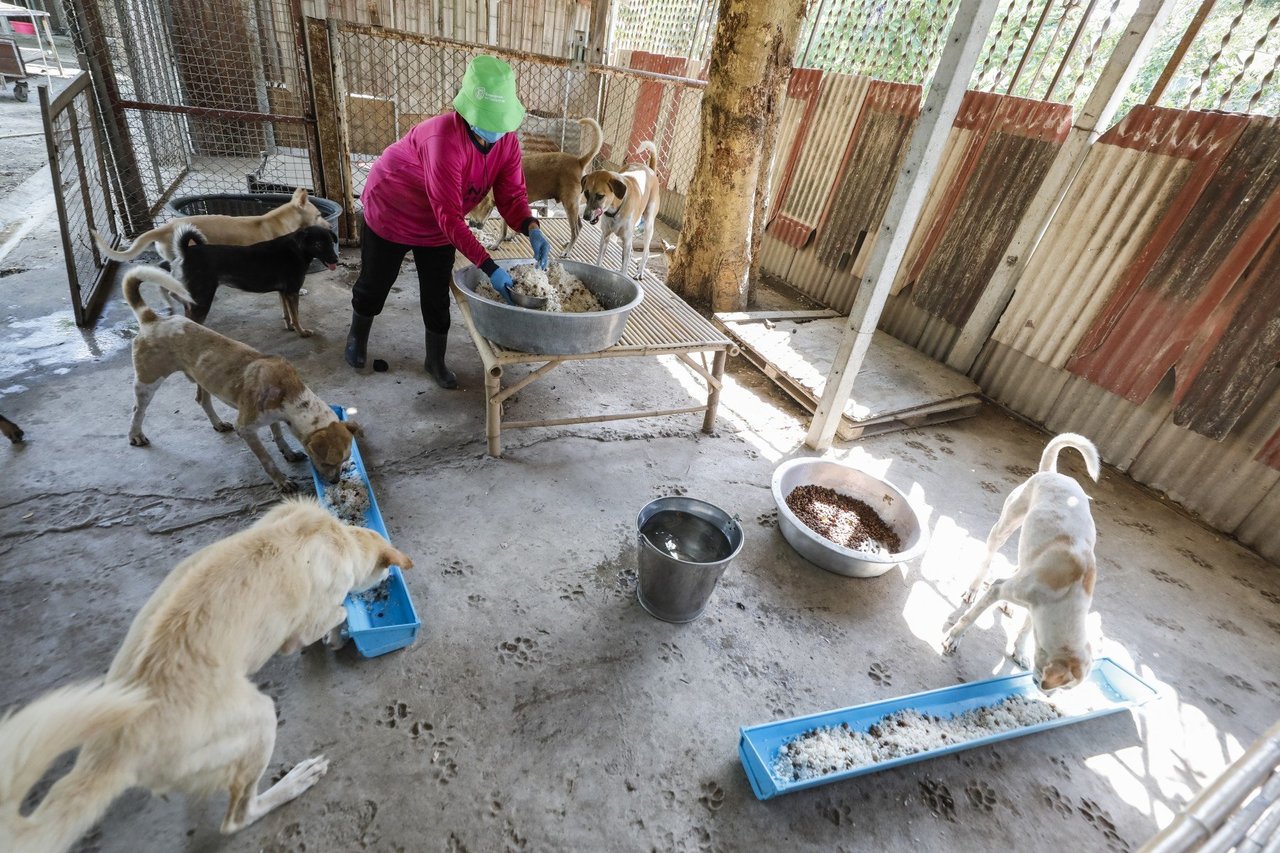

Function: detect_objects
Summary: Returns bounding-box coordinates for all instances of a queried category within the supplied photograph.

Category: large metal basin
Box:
[771,458,929,578]
[453,258,644,355]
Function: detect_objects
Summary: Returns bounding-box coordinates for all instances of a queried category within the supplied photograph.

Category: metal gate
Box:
[39,72,122,327]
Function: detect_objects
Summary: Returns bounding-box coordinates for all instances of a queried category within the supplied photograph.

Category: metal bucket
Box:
[636,497,745,623]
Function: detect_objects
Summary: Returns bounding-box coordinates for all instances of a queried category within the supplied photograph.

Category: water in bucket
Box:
[640,510,733,563]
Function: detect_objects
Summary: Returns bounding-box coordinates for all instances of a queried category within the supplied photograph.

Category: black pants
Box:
[351,220,456,335]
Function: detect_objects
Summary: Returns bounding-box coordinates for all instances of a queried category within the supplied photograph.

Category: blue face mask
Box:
[472,127,505,144]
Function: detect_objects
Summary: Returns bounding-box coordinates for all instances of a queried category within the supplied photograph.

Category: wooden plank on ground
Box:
[717,315,981,439]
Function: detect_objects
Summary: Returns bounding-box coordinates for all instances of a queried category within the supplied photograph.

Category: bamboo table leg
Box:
[486,370,502,456]
[702,349,727,433]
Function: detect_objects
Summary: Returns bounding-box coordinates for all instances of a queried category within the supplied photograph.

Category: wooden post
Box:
[804,0,1003,451]
[945,0,1176,375]
[665,0,808,311]
[702,350,727,433]
[305,17,351,239]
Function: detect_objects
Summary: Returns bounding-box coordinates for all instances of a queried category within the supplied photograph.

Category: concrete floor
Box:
[2,207,1279,853]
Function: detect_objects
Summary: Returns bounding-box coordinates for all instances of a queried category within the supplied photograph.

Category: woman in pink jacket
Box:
[345,55,551,388]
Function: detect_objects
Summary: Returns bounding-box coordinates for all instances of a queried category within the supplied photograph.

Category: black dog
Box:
[172,224,339,336]
[0,413,23,443]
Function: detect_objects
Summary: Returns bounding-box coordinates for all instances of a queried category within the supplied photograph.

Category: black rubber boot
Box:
[345,310,373,369]
[425,331,457,389]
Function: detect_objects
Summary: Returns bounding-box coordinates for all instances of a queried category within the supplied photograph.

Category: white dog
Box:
[942,433,1101,692]
[0,499,413,852]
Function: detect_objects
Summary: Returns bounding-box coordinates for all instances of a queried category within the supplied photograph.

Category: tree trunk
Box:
[666,0,807,311]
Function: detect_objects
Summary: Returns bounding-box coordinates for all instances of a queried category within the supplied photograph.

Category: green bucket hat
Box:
[453,56,525,133]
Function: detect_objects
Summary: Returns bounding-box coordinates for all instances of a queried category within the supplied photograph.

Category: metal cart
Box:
[0,34,27,100]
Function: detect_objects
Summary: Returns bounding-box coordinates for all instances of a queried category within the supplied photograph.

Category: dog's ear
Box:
[581,175,589,194]
[609,178,627,200]
[379,543,413,571]
[293,187,309,206]
[344,419,364,438]
[258,385,287,411]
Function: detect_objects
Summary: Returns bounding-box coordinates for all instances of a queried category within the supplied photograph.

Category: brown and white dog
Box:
[581,140,660,280]
[91,188,328,263]
[0,498,413,853]
[468,117,603,256]
[123,266,360,492]
[942,433,1102,692]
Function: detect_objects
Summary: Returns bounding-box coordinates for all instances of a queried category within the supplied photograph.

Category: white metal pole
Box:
[804,0,1002,451]
[944,0,1176,375]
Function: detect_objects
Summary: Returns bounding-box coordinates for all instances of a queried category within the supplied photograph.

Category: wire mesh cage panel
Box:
[39,73,122,326]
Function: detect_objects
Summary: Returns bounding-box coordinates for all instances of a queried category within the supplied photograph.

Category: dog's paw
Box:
[297,328,314,338]
[326,626,348,651]
[1008,651,1031,669]
[213,421,234,433]
[960,588,978,605]
[129,433,150,447]
[275,478,301,494]
[941,634,960,655]
[283,449,307,463]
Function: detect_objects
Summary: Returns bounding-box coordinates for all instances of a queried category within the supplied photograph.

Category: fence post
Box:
[64,0,152,235]
[304,16,353,241]
[945,0,1177,375]
[804,0,1003,451]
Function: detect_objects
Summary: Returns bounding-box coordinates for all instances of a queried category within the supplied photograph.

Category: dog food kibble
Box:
[476,262,605,313]
[785,484,903,554]
[772,695,1062,782]
[323,461,370,525]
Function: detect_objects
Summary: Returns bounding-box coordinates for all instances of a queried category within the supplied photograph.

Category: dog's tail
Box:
[0,681,148,853]
[89,226,171,262]
[636,140,658,170]
[172,223,206,260]
[1039,433,1100,482]
[123,265,194,324]
[577,118,604,169]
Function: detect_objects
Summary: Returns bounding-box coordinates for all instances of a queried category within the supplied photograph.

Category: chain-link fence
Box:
[39,72,122,325]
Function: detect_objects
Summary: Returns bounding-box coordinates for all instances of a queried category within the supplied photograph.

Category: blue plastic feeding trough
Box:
[310,405,420,657]
[738,658,1159,800]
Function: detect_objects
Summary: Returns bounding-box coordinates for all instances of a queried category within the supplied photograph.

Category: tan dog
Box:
[468,117,603,255]
[0,498,413,852]
[91,188,327,263]
[942,433,1102,692]
[123,266,360,492]
[581,140,661,280]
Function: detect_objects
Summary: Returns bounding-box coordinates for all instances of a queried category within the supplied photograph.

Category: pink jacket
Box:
[360,112,534,267]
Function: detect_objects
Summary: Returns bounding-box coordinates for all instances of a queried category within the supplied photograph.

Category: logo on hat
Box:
[473,86,506,103]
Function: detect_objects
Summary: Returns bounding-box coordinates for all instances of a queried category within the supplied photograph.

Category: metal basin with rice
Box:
[771,458,929,578]
[453,258,643,354]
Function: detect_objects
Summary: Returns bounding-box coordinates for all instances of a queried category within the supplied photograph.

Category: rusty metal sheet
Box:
[767,68,823,213]
[766,73,871,249]
[908,94,1072,327]
[1069,115,1280,440]
[1259,428,1280,470]
[813,81,921,270]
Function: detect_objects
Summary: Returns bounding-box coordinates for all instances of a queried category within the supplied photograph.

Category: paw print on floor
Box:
[467,593,485,608]
[1207,697,1237,716]
[498,636,543,667]
[965,780,997,812]
[979,481,1001,494]
[1224,674,1256,693]
[1041,785,1074,818]
[756,509,777,527]
[817,799,853,827]
[1078,798,1130,852]
[423,727,458,784]
[698,781,724,813]
[1145,614,1184,633]
[1005,464,1035,480]
[445,832,469,853]
[1176,547,1213,570]
[1149,568,1191,590]
[660,642,684,663]
[558,583,586,603]
[867,661,892,686]
[376,701,410,729]
[668,485,688,496]
[1211,617,1245,636]
[443,560,471,577]
[1262,589,1280,606]
[919,779,956,822]
[905,439,938,461]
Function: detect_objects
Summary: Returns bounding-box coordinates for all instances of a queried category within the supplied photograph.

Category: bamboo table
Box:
[451,279,738,457]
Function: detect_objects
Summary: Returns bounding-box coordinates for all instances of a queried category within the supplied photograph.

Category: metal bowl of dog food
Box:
[453,258,643,355]
[771,458,930,578]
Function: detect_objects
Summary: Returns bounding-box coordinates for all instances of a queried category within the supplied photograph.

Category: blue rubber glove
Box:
[529,227,551,270]
[489,267,515,304]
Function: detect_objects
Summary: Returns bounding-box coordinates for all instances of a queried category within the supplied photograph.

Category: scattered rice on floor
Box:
[772,695,1062,782]
[475,262,604,313]
[324,461,369,525]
